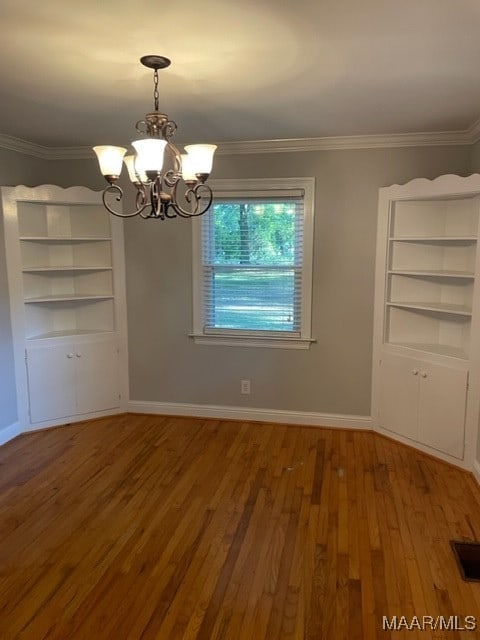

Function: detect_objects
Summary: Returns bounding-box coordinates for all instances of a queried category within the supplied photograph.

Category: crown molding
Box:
[38,146,94,160]
[0,133,93,160]
[216,130,473,155]
[467,116,480,145]
[1,122,479,160]
[0,133,49,159]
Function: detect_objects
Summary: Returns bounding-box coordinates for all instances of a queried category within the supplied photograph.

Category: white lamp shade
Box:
[181,153,198,182]
[124,155,147,183]
[93,146,127,177]
[132,139,167,173]
[184,144,217,174]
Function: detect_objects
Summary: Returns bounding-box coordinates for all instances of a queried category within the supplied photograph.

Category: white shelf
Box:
[388,269,474,279]
[386,301,472,316]
[383,194,478,358]
[26,329,115,341]
[391,198,479,238]
[390,236,477,242]
[22,266,112,272]
[20,236,112,242]
[388,341,468,359]
[24,294,114,304]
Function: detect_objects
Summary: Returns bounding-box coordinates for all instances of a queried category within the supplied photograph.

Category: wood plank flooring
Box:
[1,414,480,639]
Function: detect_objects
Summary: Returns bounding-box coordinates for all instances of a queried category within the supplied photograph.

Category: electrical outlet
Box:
[241,379,251,395]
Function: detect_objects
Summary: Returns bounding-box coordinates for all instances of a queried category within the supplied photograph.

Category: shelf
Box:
[386,301,472,316]
[391,198,479,239]
[388,269,474,279]
[20,236,112,242]
[388,341,468,360]
[26,329,114,341]
[22,266,113,273]
[390,236,477,243]
[24,294,114,304]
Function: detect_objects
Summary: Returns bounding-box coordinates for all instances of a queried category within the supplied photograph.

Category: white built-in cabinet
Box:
[1,185,128,430]
[372,175,480,468]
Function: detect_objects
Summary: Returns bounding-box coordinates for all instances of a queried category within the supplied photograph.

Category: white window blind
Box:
[201,193,305,334]
[192,178,315,348]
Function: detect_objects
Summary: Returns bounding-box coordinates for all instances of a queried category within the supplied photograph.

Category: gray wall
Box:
[0,150,101,430]
[471,140,480,173]
[125,145,472,416]
[0,143,476,433]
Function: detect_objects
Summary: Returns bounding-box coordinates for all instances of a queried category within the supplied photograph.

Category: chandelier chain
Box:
[153,68,159,112]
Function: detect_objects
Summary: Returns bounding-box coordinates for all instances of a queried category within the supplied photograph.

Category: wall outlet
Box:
[241,379,251,395]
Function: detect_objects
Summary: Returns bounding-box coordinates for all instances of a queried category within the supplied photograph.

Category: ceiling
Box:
[2,0,480,148]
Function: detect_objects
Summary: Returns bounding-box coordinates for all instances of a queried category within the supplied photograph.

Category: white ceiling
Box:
[1,0,480,148]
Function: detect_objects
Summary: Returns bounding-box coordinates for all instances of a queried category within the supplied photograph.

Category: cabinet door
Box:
[418,363,467,460]
[379,353,419,441]
[74,337,119,414]
[26,344,76,422]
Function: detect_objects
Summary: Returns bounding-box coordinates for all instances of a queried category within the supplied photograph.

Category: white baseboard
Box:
[473,460,480,486]
[128,400,372,430]
[0,421,21,446]
[22,407,124,434]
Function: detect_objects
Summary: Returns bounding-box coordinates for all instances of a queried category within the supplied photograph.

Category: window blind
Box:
[200,194,305,335]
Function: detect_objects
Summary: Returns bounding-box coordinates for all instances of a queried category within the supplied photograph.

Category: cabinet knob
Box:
[412,369,419,375]
[67,353,74,359]
[76,352,82,358]
[421,371,427,378]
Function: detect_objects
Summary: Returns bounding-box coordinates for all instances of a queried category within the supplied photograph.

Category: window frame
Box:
[191,177,315,349]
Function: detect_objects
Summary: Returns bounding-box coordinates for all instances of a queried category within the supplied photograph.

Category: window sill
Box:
[189,333,315,350]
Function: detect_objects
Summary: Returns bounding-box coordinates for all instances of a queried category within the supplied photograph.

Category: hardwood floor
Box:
[1,414,480,639]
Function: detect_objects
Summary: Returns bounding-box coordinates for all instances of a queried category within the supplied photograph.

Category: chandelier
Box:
[93,55,217,220]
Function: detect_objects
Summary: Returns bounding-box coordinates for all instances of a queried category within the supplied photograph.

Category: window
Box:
[192,178,315,348]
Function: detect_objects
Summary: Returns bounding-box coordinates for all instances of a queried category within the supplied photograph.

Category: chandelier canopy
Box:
[93,55,217,220]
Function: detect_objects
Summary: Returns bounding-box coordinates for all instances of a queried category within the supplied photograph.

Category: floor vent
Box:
[450,541,480,581]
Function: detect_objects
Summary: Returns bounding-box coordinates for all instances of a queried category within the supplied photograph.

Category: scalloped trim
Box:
[3,184,103,202]
[381,173,480,195]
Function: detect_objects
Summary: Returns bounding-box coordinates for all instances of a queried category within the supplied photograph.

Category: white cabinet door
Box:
[26,336,120,423]
[379,352,468,460]
[379,353,419,441]
[418,363,467,460]
[26,344,76,422]
[75,337,119,414]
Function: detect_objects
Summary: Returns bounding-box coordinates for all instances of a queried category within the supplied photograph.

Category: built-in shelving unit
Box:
[2,185,128,428]
[384,196,479,358]
[14,199,116,340]
[372,175,480,469]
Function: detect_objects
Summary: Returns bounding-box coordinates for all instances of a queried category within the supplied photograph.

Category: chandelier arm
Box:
[139,185,154,218]
[101,184,149,218]
[163,170,180,189]
[164,206,177,219]
[169,183,214,218]
[163,142,182,188]
[135,119,149,136]
[136,187,147,210]
[162,120,178,141]
[149,179,165,219]
[162,176,177,218]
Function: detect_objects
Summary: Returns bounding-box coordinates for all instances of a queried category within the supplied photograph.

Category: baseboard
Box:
[473,460,480,486]
[22,407,124,434]
[128,400,372,430]
[0,421,21,446]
